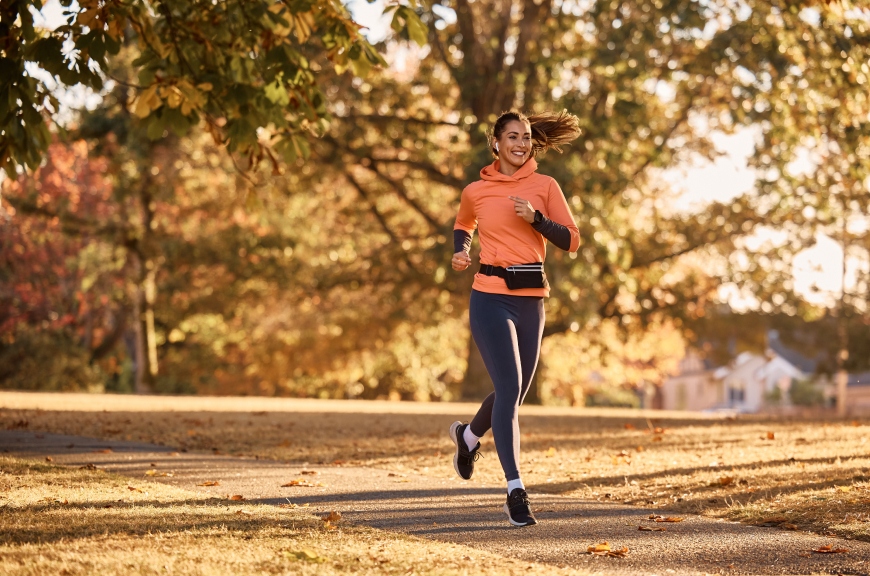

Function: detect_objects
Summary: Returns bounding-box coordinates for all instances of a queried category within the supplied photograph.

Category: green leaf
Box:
[264,79,290,106]
[28,37,67,77]
[145,114,167,140]
[404,11,428,47]
[245,189,263,212]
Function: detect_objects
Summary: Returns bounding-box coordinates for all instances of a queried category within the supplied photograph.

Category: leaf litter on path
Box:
[649,514,683,522]
[281,478,324,487]
[813,544,848,554]
[587,542,629,558]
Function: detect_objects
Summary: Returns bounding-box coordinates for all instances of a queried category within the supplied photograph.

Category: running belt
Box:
[479,263,544,277]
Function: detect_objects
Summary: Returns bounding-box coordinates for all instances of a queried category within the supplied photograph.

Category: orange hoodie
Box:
[454,158,580,297]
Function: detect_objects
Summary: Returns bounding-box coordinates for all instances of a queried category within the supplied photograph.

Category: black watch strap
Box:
[533,210,544,224]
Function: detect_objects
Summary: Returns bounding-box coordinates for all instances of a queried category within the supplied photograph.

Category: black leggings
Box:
[467,290,544,481]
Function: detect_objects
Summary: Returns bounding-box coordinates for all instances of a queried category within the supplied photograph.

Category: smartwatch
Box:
[533,210,544,225]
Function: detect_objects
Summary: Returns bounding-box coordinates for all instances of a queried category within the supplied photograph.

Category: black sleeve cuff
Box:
[531,213,571,251]
[454,229,472,254]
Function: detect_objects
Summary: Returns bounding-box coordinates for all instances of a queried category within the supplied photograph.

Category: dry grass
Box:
[2,392,870,545]
[0,456,582,575]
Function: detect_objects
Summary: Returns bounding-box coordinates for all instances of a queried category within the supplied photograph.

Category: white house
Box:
[719,351,805,412]
[661,347,807,413]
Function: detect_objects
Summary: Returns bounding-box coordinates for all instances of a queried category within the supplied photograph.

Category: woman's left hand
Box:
[508,196,535,224]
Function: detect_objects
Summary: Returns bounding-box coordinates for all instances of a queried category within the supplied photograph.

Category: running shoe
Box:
[448,421,481,480]
[504,488,537,527]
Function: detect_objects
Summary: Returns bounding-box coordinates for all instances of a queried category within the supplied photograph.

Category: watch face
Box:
[534,211,543,223]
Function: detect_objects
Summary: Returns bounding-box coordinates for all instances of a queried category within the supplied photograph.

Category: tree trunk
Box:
[132,281,153,394]
[143,266,158,383]
[129,249,157,394]
[525,359,541,405]
[835,207,849,417]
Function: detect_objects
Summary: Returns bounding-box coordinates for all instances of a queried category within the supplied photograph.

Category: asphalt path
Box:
[3,430,868,575]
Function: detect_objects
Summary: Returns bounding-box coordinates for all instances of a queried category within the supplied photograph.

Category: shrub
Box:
[789,378,824,407]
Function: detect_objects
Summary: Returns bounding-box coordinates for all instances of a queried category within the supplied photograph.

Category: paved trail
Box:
[3,430,868,576]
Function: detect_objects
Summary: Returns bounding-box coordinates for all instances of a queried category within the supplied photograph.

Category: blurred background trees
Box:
[1,0,868,403]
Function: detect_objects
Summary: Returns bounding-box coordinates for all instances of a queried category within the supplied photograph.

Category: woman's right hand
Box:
[452,251,472,271]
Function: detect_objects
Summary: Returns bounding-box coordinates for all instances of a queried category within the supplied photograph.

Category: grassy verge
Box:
[0,456,579,575]
[2,392,870,544]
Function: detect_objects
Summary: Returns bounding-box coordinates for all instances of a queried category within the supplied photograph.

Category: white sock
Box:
[507,478,525,494]
[463,426,480,451]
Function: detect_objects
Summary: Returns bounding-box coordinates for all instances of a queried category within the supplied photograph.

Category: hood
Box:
[480,157,538,182]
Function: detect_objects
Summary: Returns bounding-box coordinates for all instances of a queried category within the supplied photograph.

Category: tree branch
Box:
[339,113,461,128]
[342,170,421,274]
[323,135,445,230]
[372,157,466,190]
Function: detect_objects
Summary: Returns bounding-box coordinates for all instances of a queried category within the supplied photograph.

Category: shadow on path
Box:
[3,430,869,576]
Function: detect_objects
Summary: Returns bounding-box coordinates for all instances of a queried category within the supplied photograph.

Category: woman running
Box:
[449,110,581,527]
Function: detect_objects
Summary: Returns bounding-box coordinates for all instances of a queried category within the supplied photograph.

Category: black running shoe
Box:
[504,488,537,527]
[448,421,481,480]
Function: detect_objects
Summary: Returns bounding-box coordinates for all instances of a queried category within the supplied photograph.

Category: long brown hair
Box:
[490,110,581,157]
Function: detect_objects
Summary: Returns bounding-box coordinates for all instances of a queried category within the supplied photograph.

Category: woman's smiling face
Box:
[496,120,532,170]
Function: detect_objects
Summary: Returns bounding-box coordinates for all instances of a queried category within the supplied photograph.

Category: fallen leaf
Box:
[812,545,848,554]
[299,470,319,476]
[322,511,341,523]
[654,516,683,523]
[638,526,666,531]
[144,470,173,477]
[719,476,734,486]
[782,523,799,530]
[79,463,98,470]
[624,423,636,430]
[93,449,113,454]
[45,456,53,462]
[281,478,324,487]
[636,445,644,452]
[229,495,245,501]
[286,549,327,563]
[197,481,220,486]
[235,510,253,515]
[837,486,851,493]
[587,542,628,557]
[545,447,556,457]
[652,435,663,442]
[127,486,143,493]
[766,432,775,440]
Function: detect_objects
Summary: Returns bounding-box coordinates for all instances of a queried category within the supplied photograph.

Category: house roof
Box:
[849,372,870,387]
[767,330,820,374]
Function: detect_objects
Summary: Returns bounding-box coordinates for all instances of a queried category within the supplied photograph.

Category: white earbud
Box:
[495,142,499,152]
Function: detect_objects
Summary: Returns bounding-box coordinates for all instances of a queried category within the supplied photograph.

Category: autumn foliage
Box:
[1,142,126,390]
